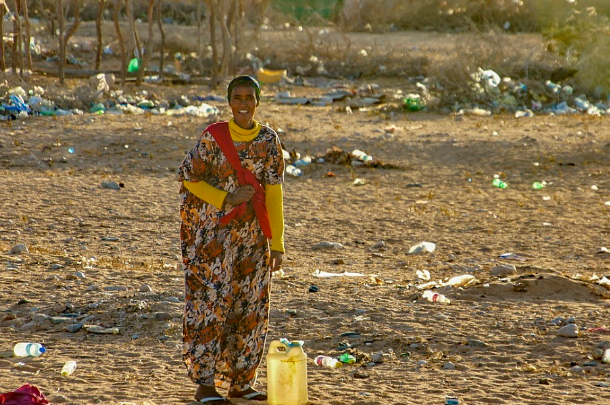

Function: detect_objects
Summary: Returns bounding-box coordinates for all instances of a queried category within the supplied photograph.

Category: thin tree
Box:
[21,0,32,73]
[217,0,231,77]
[156,0,165,79]
[11,0,23,75]
[196,0,204,73]
[204,0,219,87]
[0,0,8,71]
[125,0,142,75]
[36,0,55,39]
[95,0,106,70]
[136,0,154,85]
[113,0,127,85]
[57,0,82,84]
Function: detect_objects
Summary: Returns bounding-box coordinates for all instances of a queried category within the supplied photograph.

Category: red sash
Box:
[209,122,272,239]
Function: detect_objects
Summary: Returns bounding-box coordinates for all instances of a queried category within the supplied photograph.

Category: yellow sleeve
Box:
[183,180,228,210]
[265,183,285,253]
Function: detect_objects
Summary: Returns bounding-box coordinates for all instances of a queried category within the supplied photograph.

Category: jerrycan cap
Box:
[279,338,304,347]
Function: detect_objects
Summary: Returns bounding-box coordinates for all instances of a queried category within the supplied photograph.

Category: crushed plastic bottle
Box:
[61,360,77,376]
[13,342,46,357]
[314,355,342,368]
[492,178,508,189]
[408,242,436,254]
[339,353,356,364]
[293,157,311,168]
[422,290,450,304]
[286,165,303,177]
[532,181,545,190]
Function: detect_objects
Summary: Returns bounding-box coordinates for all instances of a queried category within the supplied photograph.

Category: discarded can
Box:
[445,397,459,405]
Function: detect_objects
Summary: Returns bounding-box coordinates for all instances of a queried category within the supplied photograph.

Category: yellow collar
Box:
[229,118,261,142]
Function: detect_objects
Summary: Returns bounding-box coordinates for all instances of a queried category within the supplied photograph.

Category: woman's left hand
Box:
[269,250,283,273]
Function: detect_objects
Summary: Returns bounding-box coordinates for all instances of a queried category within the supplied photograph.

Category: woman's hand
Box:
[225,185,255,206]
[269,250,283,273]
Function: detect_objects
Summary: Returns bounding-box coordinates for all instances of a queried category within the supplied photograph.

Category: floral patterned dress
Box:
[178,122,284,391]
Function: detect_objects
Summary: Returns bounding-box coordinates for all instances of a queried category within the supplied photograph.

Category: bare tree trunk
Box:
[62,0,82,65]
[114,0,127,85]
[218,0,231,77]
[136,0,154,85]
[21,0,32,73]
[156,0,165,79]
[196,0,203,73]
[36,0,55,37]
[95,0,106,70]
[56,0,65,82]
[231,0,239,75]
[125,0,142,75]
[0,2,6,71]
[205,0,218,87]
[12,0,23,75]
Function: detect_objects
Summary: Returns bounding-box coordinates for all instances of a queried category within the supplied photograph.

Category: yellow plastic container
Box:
[256,67,287,84]
[266,339,308,405]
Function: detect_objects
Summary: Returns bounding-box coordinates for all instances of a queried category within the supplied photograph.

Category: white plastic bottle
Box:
[422,290,451,304]
[13,342,46,357]
[314,355,342,368]
[61,361,77,376]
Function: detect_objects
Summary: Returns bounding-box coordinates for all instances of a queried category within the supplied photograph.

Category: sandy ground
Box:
[1,79,610,405]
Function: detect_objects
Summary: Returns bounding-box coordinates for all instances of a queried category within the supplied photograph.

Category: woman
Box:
[178,76,285,404]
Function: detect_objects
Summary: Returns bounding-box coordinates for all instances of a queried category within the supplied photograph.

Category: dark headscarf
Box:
[227,75,261,105]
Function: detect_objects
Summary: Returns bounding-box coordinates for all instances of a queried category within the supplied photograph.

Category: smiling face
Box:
[229,85,259,130]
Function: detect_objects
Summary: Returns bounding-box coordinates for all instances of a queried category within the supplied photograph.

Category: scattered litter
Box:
[256,67,287,84]
[499,253,527,261]
[416,269,431,281]
[312,270,365,277]
[408,242,436,254]
[314,241,345,249]
[422,290,450,303]
[445,274,477,287]
[85,325,120,334]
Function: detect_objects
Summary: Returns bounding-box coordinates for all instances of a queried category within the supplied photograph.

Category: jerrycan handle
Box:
[269,339,304,354]
[280,338,304,347]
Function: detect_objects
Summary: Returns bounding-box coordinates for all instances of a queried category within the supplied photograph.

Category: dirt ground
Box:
[1,25,610,405]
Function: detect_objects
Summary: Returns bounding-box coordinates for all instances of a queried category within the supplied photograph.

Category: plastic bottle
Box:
[285,165,302,177]
[61,360,77,376]
[492,178,508,189]
[339,353,356,364]
[314,355,342,368]
[267,339,308,405]
[532,181,545,190]
[13,342,46,357]
[422,290,451,304]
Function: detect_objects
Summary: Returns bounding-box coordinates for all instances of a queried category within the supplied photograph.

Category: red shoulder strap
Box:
[209,122,243,178]
[208,122,272,239]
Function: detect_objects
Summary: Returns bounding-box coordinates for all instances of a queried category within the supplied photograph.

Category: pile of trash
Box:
[457,67,610,117]
[0,74,220,120]
[282,146,403,177]
[3,66,610,120]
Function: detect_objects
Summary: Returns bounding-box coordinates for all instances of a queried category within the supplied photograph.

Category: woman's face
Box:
[229,85,258,129]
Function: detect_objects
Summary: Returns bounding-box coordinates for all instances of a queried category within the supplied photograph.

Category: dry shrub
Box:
[540,4,610,94]
[338,0,540,33]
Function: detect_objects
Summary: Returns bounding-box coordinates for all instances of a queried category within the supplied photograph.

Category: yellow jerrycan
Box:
[266,338,308,405]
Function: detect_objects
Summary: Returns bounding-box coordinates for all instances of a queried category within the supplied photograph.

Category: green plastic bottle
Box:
[339,353,356,364]
[532,181,544,190]
[492,178,508,189]
[127,58,140,73]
